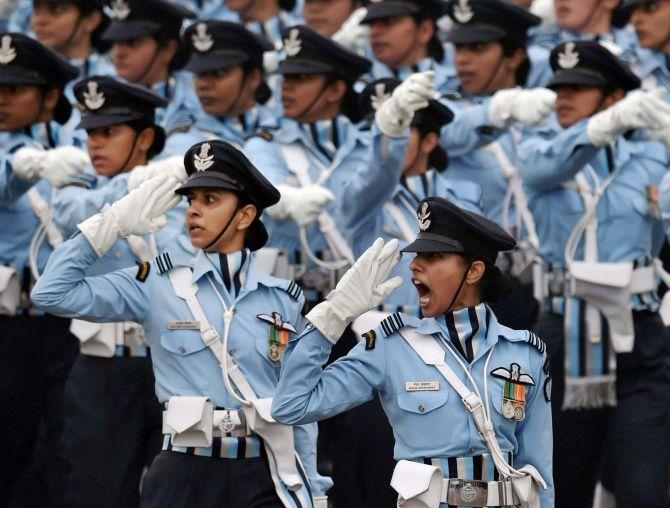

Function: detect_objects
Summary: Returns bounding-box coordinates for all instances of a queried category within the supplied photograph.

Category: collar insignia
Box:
[370,83,391,111]
[491,363,535,386]
[194,142,215,172]
[453,0,474,24]
[418,201,431,231]
[83,81,105,110]
[558,42,579,69]
[283,28,302,57]
[111,0,131,20]
[0,35,17,65]
[257,312,297,333]
[192,23,214,53]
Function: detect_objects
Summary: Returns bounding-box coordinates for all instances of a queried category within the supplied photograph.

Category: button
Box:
[178,345,185,353]
[228,348,236,357]
[418,404,426,413]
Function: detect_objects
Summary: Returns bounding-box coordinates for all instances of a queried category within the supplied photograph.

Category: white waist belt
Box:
[442,478,518,507]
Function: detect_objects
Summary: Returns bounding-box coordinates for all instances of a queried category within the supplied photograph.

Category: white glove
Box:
[78,175,182,257]
[586,88,670,146]
[488,88,556,128]
[375,71,438,137]
[127,156,187,191]
[332,8,369,53]
[266,184,335,227]
[12,146,90,187]
[307,238,403,343]
[263,50,280,74]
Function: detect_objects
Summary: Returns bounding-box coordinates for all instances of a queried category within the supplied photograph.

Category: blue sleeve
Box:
[439,100,505,157]
[338,125,409,232]
[660,172,670,240]
[244,137,287,186]
[519,120,599,193]
[30,233,150,323]
[54,175,130,236]
[0,153,36,204]
[272,327,387,425]
[514,351,554,507]
[293,423,333,497]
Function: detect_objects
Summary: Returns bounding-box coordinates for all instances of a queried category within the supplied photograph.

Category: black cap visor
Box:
[0,66,48,86]
[76,111,146,130]
[185,51,249,74]
[102,21,162,41]
[175,171,244,195]
[361,2,420,23]
[401,233,466,253]
[444,24,506,44]
[547,69,608,90]
[279,58,335,76]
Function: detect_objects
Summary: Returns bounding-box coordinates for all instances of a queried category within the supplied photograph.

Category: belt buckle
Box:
[447,479,488,507]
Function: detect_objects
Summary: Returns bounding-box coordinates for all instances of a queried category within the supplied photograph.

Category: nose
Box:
[187,201,202,218]
[409,255,423,273]
[195,76,211,93]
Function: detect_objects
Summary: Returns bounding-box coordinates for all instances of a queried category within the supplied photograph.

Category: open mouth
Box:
[189,224,205,234]
[413,279,431,306]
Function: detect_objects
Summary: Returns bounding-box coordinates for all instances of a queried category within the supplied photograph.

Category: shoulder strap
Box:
[27,187,63,247]
[279,143,312,187]
[384,201,416,243]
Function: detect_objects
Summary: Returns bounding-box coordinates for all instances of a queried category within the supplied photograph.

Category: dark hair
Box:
[410,15,444,63]
[461,252,512,303]
[500,37,530,87]
[75,3,113,54]
[126,119,165,160]
[153,29,189,71]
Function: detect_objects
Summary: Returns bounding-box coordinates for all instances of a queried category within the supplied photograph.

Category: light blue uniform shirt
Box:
[30,234,332,499]
[272,305,553,506]
[632,47,670,98]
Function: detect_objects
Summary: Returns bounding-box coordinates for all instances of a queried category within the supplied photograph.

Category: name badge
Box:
[168,320,201,330]
[405,381,440,392]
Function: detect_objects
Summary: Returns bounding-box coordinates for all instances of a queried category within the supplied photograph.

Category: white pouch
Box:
[254,248,292,278]
[243,397,303,491]
[70,320,117,358]
[511,465,547,508]
[390,460,443,508]
[569,261,635,353]
[313,496,328,508]
[123,322,147,349]
[162,396,213,448]
[0,265,20,316]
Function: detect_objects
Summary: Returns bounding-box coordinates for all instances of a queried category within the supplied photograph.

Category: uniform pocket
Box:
[397,390,449,415]
[160,330,208,356]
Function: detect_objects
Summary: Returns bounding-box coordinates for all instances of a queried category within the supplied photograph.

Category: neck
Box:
[392,46,429,71]
[449,289,481,313]
[243,0,279,23]
[144,66,169,88]
[403,156,429,177]
[212,234,246,254]
[298,105,341,124]
[577,11,612,36]
[60,38,92,60]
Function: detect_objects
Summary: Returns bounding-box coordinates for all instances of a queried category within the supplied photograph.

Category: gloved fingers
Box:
[347,6,368,25]
[310,187,336,204]
[649,87,667,101]
[372,276,404,301]
[356,237,385,269]
[151,177,183,213]
[146,215,168,234]
[376,238,401,274]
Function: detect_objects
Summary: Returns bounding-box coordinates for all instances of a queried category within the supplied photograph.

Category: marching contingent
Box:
[2,0,670,507]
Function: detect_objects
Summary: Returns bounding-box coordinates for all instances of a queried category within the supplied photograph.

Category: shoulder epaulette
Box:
[165,114,195,137]
[135,260,151,282]
[280,280,302,300]
[380,312,405,338]
[525,331,547,355]
[155,252,174,274]
[251,129,274,142]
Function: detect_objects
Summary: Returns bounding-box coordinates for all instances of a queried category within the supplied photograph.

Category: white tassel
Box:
[562,375,617,410]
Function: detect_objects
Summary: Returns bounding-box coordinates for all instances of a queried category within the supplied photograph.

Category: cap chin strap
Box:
[119,131,141,173]
[479,50,508,96]
[444,261,472,314]
[390,28,422,72]
[133,43,164,88]
[203,205,242,251]
[292,78,333,123]
[58,11,84,56]
[219,72,249,119]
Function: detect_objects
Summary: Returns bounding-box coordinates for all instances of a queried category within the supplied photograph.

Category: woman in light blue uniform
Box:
[272,198,554,508]
[31,140,331,508]
[519,41,670,508]
[169,20,279,154]
[0,33,86,507]
[52,75,194,507]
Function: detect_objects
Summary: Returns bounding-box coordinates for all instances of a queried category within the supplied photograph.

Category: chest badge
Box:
[257,312,297,363]
[491,363,535,422]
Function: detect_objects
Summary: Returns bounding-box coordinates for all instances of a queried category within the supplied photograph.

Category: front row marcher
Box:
[272,199,554,507]
[31,141,331,508]
[520,40,670,508]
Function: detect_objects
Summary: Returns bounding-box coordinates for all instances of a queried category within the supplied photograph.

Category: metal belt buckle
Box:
[447,479,488,507]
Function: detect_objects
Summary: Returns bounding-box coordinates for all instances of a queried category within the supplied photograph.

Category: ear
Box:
[136,126,156,155]
[326,78,348,104]
[417,18,436,46]
[42,88,61,111]
[466,260,486,286]
[159,39,179,65]
[247,68,262,93]
[81,9,103,35]
[505,47,526,72]
[236,203,258,231]
[420,132,439,156]
[603,88,625,109]
[601,0,620,13]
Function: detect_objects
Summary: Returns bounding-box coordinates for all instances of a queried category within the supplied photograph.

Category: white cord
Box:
[299,227,350,271]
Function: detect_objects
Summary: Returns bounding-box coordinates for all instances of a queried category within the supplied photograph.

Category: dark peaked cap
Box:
[402,197,516,263]
[547,40,640,92]
[361,0,448,23]
[74,75,168,130]
[444,0,540,45]
[279,25,371,83]
[183,20,273,74]
[102,0,194,41]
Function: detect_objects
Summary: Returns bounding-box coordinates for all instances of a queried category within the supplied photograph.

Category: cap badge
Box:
[558,42,579,69]
[283,28,302,57]
[418,202,431,231]
[192,23,214,53]
[194,142,215,172]
[83,81,105,110]
[0,35,17,65]
[370,83,391,111]
[110,0,131,20]
[453,0,474,24]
